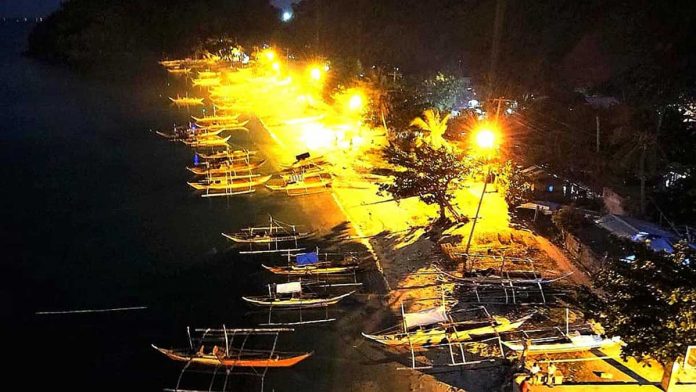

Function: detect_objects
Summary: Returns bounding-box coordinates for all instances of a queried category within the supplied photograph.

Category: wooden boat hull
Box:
[192,114,240,124]
[222,231,314,244]
[242,291,355,308]
[151,345,312,367]
[502,335,621,354]
[266,175,332,193]
[363,315,533,347]
[262,264,358,275]
[182,135,230,147]
[199,150,257,160]
[188,175,272,191]
[187,160,266,176]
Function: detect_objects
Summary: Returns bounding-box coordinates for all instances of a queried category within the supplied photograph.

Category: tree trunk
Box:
[660,359,679,391]
[438,203,447,222]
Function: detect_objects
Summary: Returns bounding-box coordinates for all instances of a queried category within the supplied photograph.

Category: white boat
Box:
[502,331,622,354]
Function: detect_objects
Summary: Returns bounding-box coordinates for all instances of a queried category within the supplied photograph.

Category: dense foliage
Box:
[379,144,471,222]
[585,240,696,366]
[28,0,278,70]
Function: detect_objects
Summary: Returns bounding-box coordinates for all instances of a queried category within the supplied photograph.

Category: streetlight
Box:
[464,124,499,258]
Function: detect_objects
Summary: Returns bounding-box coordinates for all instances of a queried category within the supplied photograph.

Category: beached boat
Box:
[198,149,258,161]
[151,326,312,372]
[169,96,204,106]
[156,125,223,141]
[435,265,572,286]
[187,174,271,191]
[242,282,355,308]
[192,77,221,87]
[502,332,621,354]
[266,172,332,195]
[187,159,265,175]
[261,250,360,276]
[182,135,230,147]
[362,306,534,347]
[151,345,311,367]
[167,67,191,74]
[195,121,248,132]
[192,114,240,124]
[222,216,314,244]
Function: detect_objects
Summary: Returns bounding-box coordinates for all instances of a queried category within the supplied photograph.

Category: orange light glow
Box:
[309,67,322,81]
[348,94,363,111]
[476,128,496,149]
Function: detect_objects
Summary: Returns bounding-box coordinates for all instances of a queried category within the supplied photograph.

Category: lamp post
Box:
[464,127,498,260]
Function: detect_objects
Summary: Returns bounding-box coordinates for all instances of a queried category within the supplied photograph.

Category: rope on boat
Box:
[35,306,147,315]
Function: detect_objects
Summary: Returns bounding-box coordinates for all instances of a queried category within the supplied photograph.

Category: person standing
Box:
[546,362,557,386]
[530,362,541,384]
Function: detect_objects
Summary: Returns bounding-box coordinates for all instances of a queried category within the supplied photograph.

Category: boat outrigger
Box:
[182,135,231,147]
[187,173,272,192]
[192,114,240,124]
[169,95,204,106]
[242,281,355,308]
[153,326,312,392]
[266,172,332,196]
[198,149,258,161]
[222,215,314,254]
[502,331,621,354]
[261,250,360,276]
[187,159,266,176]
[362,305,534,347]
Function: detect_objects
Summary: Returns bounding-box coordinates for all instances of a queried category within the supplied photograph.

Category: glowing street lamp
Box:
[309,66,322,81]
[282,11,293,22]
[464,124,500,257]
[476,128,496,150]
[348,94,363,111]
[272,61,281,71]
[263,49,275,61]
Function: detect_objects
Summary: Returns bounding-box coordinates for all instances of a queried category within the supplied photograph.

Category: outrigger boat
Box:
[169,95,204,106]
[182,135,231,147]
[195,121,249,132]
[167,67,191,74]
[152,344,311,367]
[187,159,265,176]
[187,173,271,191]
[198,149,258,161]
[153,326,312,392]
[362,305,534,347]
[223,215,314,244]
[156,125,224,141]
[262,250,360,276]
[435,265,572,286]
[266,172,332,196]
[192,77,221,87]
[502,331,621,354]
[192,114,240,124]
[242,281,355,308]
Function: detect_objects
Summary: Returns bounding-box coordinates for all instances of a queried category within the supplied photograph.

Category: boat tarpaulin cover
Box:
[276,282,302,294]
[403,306,448,329]
[296,252,319,265]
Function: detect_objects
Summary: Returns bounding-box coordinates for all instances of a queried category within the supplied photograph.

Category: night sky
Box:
[0,0,300,18]
[0,0,61,17]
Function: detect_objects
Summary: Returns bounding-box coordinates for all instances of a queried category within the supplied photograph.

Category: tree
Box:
[584,240,696,374]
[497,160,532,207]
[409,109,451,150]
[378,143,471,222]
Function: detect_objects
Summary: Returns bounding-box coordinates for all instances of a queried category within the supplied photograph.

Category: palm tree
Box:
[612,126,663,216]
[410,109,451,150]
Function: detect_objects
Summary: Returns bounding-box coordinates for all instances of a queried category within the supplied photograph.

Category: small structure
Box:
[596,214,681,253]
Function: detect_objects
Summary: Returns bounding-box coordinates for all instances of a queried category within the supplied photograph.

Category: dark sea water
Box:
[2,22,390,392]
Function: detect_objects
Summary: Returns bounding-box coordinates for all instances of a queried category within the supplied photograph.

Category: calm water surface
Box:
[2,23,389,391]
